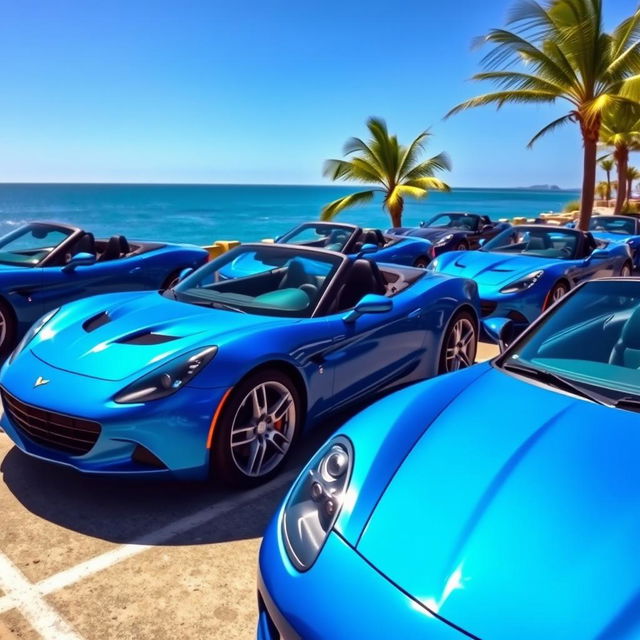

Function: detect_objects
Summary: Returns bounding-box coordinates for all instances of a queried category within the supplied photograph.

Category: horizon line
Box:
[0,181,581,191]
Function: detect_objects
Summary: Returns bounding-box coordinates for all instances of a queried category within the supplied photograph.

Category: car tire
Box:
[211,368,302,488]
[0,299,16,357]
[161,269,183,290]
[413,256,430,269]
[544,280,569,310]
[438,309,478,374]
[621,260,633,277]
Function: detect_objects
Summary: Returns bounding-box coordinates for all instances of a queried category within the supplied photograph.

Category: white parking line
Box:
[0,470,294,622]
[0,553,83,639]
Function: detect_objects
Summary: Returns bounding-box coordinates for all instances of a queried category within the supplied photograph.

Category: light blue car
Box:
[429,224,632,332]
[258,277,640,639]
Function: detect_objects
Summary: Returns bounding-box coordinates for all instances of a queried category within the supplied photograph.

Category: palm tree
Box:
[447,0,640,231]
[599,158,615,201]
[599,102,640,212]
[628,166,640,201]
[321,117,451,227]
[595,180,609,202]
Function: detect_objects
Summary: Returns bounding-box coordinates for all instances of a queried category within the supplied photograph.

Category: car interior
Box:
[178,251,426,316]
[512,285,640,394]
[485,229,598,260]
[590,217,637,235]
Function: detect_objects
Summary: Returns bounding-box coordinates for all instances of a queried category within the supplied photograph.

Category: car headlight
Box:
[435,233,454,246]
[500,270,544,294]
[282,436,353,571]
[114,346,218,404]
[8,307,59,365]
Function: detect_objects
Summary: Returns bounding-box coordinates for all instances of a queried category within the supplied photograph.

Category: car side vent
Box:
[117,332,178,346]
[83,312,111,333]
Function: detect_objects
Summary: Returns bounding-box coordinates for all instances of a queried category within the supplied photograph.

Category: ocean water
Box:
[0,184,580,246]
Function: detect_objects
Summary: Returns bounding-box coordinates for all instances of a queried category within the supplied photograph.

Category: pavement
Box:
[0,342,499,640]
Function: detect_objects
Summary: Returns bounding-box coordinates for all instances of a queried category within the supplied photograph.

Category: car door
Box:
[34,259,151,310]
[321,291,425,409]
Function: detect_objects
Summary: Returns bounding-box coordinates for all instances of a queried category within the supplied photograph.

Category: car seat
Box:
[98,235,128,262]
[279,258,319,299]
[333,259,387,311]
[609,306,640,368]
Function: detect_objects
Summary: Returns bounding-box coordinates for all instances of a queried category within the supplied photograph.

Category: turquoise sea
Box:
[0,184,580,246]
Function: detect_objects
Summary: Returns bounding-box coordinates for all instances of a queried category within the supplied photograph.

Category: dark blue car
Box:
[0,221,208,354]
[0,242,480,487]
[258,277,640,639]
[390,212,510,256]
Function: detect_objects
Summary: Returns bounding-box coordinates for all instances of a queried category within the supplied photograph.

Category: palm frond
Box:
[403,177,451,192]
[401,153,452,181]
[527,113,575,147]
[447,90,558,117]
[320,190,377,221]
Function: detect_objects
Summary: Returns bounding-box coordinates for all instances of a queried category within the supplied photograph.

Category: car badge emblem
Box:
[34,376,50,388]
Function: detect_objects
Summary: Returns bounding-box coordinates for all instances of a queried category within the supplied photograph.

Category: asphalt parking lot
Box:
[0,342,498,640]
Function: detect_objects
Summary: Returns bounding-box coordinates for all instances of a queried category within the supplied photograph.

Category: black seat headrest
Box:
[75,233,96,255]
[118,235,130,255]
[334,259,387,311]
[98,235,123,262]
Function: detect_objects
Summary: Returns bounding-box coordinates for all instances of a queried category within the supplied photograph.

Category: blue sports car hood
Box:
[357,366,640,639]
[31,292,295,381]
[436,251,553,286]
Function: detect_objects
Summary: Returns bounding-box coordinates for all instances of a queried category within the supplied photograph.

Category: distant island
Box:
[519,184,562,191]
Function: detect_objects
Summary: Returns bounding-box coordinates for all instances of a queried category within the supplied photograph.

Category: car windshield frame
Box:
[0,222,81,267]
[424,213,480,231]
[589,216,637,235]
[495,279,640,405]
[277,222,360,253]
[171,243,348,318]
[481,225,581,260]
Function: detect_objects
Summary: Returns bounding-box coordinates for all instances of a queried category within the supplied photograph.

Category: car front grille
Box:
[480,300,497,317]
[1,388,101,455]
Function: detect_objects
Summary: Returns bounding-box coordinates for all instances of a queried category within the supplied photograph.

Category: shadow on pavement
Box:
[0,407,358,547]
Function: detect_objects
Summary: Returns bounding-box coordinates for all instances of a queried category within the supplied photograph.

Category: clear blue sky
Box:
[0,0,634,187]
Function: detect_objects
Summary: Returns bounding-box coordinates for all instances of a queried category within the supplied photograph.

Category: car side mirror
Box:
[482,317,514,353]
[343,294,393,323]
[357,243,378,257]
[177,267,194,283]
[478,238,486,247]
[62,252,96,272]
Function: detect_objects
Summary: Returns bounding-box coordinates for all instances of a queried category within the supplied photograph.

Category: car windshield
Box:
[0,224,73,266]
[483,227,578,259]
[590,216,636,235]
[501,280,640,405]
[277,223,356,252]
[424,213,479,231]
[171,245,342,317]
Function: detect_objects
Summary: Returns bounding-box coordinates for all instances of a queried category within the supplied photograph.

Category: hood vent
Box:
[116,331,178,346]
[83,312,111,333]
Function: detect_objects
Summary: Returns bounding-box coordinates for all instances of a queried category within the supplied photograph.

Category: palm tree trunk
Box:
[606,170,611,202]
[628,176,634,204]
[388,198,404,228]
[578,128,598,231]
[615,146,628,214]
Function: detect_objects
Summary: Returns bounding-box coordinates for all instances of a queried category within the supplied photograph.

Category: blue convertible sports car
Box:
[219,222,435,279]
[0,221,208,354]
[0,243,480,486]
[429,224,632,331]
[581,214,640,269]
[258,277,640,639]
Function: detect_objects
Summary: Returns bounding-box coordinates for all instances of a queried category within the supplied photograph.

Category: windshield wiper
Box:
[212,301,247,314]
[612,396,640,413]
[502,361,612,407]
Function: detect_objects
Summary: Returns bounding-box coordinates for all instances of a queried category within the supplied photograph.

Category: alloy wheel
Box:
[229,381,296,478]
[444,317,476,372]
